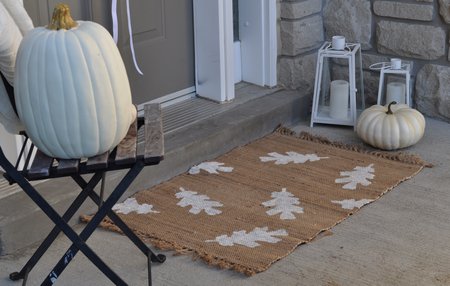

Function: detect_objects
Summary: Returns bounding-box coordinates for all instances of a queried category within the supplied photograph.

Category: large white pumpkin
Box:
[356,102,426,150]
[14,4,136,159]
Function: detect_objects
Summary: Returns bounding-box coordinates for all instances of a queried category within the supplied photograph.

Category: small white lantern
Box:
[370,58,411,106]
[310,37,365,127]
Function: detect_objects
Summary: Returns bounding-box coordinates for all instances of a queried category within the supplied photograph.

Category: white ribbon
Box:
[112,0,143,75]
[111,0,118,43]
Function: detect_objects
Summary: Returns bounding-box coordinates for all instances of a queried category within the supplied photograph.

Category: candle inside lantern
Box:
[332,36,346,50]
[390,58,402,70]
[386,82,405,104]
[329,80,349,119]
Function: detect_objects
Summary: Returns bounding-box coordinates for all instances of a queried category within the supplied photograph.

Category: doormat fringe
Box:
[275,126,432,168]
[79,214,263,275]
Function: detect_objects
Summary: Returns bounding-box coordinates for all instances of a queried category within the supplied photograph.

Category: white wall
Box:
[0,125,18,171]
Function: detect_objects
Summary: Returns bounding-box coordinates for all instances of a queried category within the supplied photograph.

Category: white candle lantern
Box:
[310,38,365,127]
[370,58,411,106]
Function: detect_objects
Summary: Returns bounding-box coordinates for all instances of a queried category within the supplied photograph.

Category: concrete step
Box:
[0,88,311,256]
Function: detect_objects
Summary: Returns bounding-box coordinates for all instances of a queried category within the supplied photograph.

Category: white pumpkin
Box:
[14,4,136,159]
[356,102,426,150]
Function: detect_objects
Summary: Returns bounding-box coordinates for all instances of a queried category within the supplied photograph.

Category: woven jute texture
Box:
[82,130,428,276]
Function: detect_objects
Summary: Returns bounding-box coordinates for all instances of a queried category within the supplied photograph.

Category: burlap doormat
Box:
[81,129,430,276]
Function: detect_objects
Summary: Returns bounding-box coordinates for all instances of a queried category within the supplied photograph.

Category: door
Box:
[24,0,92,26]
[24,0,195,105]
[116,0,195,104]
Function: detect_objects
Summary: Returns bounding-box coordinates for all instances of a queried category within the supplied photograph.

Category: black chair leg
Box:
[72,174,166,263]
[0,159,127,286]
[148,250,152,286]
[41,162,145,286]
[9,173,103,282]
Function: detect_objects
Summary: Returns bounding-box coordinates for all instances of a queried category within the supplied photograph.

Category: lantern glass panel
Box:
[317,57,351,120]
[381,76,407,105]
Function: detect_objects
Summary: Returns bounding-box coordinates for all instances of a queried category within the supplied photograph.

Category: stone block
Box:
[415,64,450,121]
[278,53,317,94]
[323,0,372,50]
[280,15,324,56]
[377,21,445,60]
[362,71,381,106]
[439,0,450,23]
[374,1,434,21]
[281,0,322,19]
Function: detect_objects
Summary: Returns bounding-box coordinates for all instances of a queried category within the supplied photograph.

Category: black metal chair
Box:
[0,74,166,285]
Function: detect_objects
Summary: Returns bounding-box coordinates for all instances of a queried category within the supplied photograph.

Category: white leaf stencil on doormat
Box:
[189,162,234,175]
[331,199,374,210]
[260,152,329,165]
[112,198,159,215]
[206,227,288,248]
[176,187,223,215]
[262,188,304,220]
[335,164,375,190]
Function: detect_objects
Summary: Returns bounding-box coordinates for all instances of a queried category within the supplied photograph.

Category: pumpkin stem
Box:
[47,3,78,30]
[386,101,397,115]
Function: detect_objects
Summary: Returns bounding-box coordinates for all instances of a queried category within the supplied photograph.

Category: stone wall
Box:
[278,0,450,122]
[278,0,323,95]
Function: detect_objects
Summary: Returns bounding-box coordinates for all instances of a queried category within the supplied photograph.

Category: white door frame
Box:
[193,0,277,103]
[193,0,234,103]
[264,0,278,87]
[238,0,277,88]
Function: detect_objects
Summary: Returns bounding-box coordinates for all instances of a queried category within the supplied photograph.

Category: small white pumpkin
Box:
[356,102,426,150]
[15,4,136,159]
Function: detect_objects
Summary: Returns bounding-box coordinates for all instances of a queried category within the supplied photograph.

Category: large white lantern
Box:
[310,36,365,127]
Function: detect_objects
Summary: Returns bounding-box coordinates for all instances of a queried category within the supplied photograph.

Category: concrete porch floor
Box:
[1,114,450,285]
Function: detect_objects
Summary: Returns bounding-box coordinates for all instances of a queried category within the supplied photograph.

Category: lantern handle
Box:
[369,62,408,72]
[369,62,389,71]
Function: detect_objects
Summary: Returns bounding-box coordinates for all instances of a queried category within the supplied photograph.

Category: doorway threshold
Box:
[162,82,281,134]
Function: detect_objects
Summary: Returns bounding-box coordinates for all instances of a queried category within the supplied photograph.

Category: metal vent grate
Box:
[159,83,281,134]
[162,97,229,133]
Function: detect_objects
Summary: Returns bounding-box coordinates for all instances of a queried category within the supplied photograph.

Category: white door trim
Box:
[193,0,277,103]
[264,0,278,87]
[239,0,277,87]
[239,0,265,86]
[193,0,234,103]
